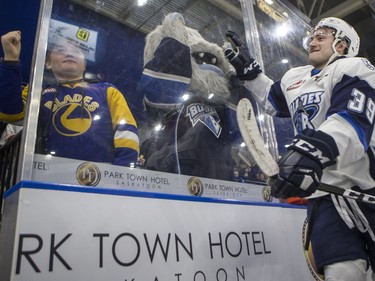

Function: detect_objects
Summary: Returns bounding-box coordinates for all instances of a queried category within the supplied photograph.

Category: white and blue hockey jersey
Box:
[245,56,375,194]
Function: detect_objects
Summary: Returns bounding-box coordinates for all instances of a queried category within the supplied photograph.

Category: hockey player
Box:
[224,18,375,280]
[0,30,139,166]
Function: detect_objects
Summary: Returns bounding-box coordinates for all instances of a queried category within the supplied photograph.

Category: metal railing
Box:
[0,130,22,221]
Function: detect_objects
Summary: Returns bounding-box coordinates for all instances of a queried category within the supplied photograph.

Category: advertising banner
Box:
[2,184,315,281]
[31,154,271,202]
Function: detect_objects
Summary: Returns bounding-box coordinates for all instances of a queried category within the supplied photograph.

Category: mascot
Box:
[139,12,246,181]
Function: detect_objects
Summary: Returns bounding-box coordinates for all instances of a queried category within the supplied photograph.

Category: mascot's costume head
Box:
[143,12,234,106]
[139,12,245,181]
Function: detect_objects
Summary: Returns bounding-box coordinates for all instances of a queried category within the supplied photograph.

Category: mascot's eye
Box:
[192,52,218,66]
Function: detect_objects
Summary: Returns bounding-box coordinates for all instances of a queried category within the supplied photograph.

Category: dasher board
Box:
[0,181,316,281]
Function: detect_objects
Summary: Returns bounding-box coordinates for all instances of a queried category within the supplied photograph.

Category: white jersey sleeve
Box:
[244,66,315,119]
[243,73,280,116]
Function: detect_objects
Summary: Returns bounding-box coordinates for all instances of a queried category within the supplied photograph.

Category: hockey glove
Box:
[271,129,339,199]
[223,31,262,80]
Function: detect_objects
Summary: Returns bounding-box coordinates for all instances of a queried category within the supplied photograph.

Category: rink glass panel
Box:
[22,0,310,196]
[252,0,311,157]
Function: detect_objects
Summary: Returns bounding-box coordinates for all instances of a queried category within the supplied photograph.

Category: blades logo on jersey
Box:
[186,103,222,138]
[53,103,92,136]
[290,92,323,133]
[44,93,99,136]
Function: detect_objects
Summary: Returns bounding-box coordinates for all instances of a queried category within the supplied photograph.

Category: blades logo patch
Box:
[44,93,99,137]
[52,103,92,136]
[186,103,222,138]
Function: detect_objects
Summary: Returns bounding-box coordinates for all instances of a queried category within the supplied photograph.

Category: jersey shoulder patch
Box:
[330,57,375,87]
[361,58,375,71]
[333,57,374,73]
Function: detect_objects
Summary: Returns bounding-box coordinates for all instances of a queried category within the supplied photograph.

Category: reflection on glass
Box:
[38,16,140,166]
[253,0,311,156]
[8,0,314,198]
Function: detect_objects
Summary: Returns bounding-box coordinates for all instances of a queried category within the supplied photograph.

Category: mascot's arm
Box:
[140,37,193,107]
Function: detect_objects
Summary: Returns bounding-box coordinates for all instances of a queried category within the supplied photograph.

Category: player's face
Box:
[307,28,336,70]
[45,41,86,82]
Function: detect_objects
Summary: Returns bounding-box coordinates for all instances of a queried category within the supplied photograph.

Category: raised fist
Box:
[223,31,261,80]
[1,30,22,61]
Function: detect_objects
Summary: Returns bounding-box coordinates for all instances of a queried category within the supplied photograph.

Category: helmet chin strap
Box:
[326,37,347,67]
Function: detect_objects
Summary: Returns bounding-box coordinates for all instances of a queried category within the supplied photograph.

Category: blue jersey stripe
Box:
[337,111,368,150]
[268,80,290,117]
